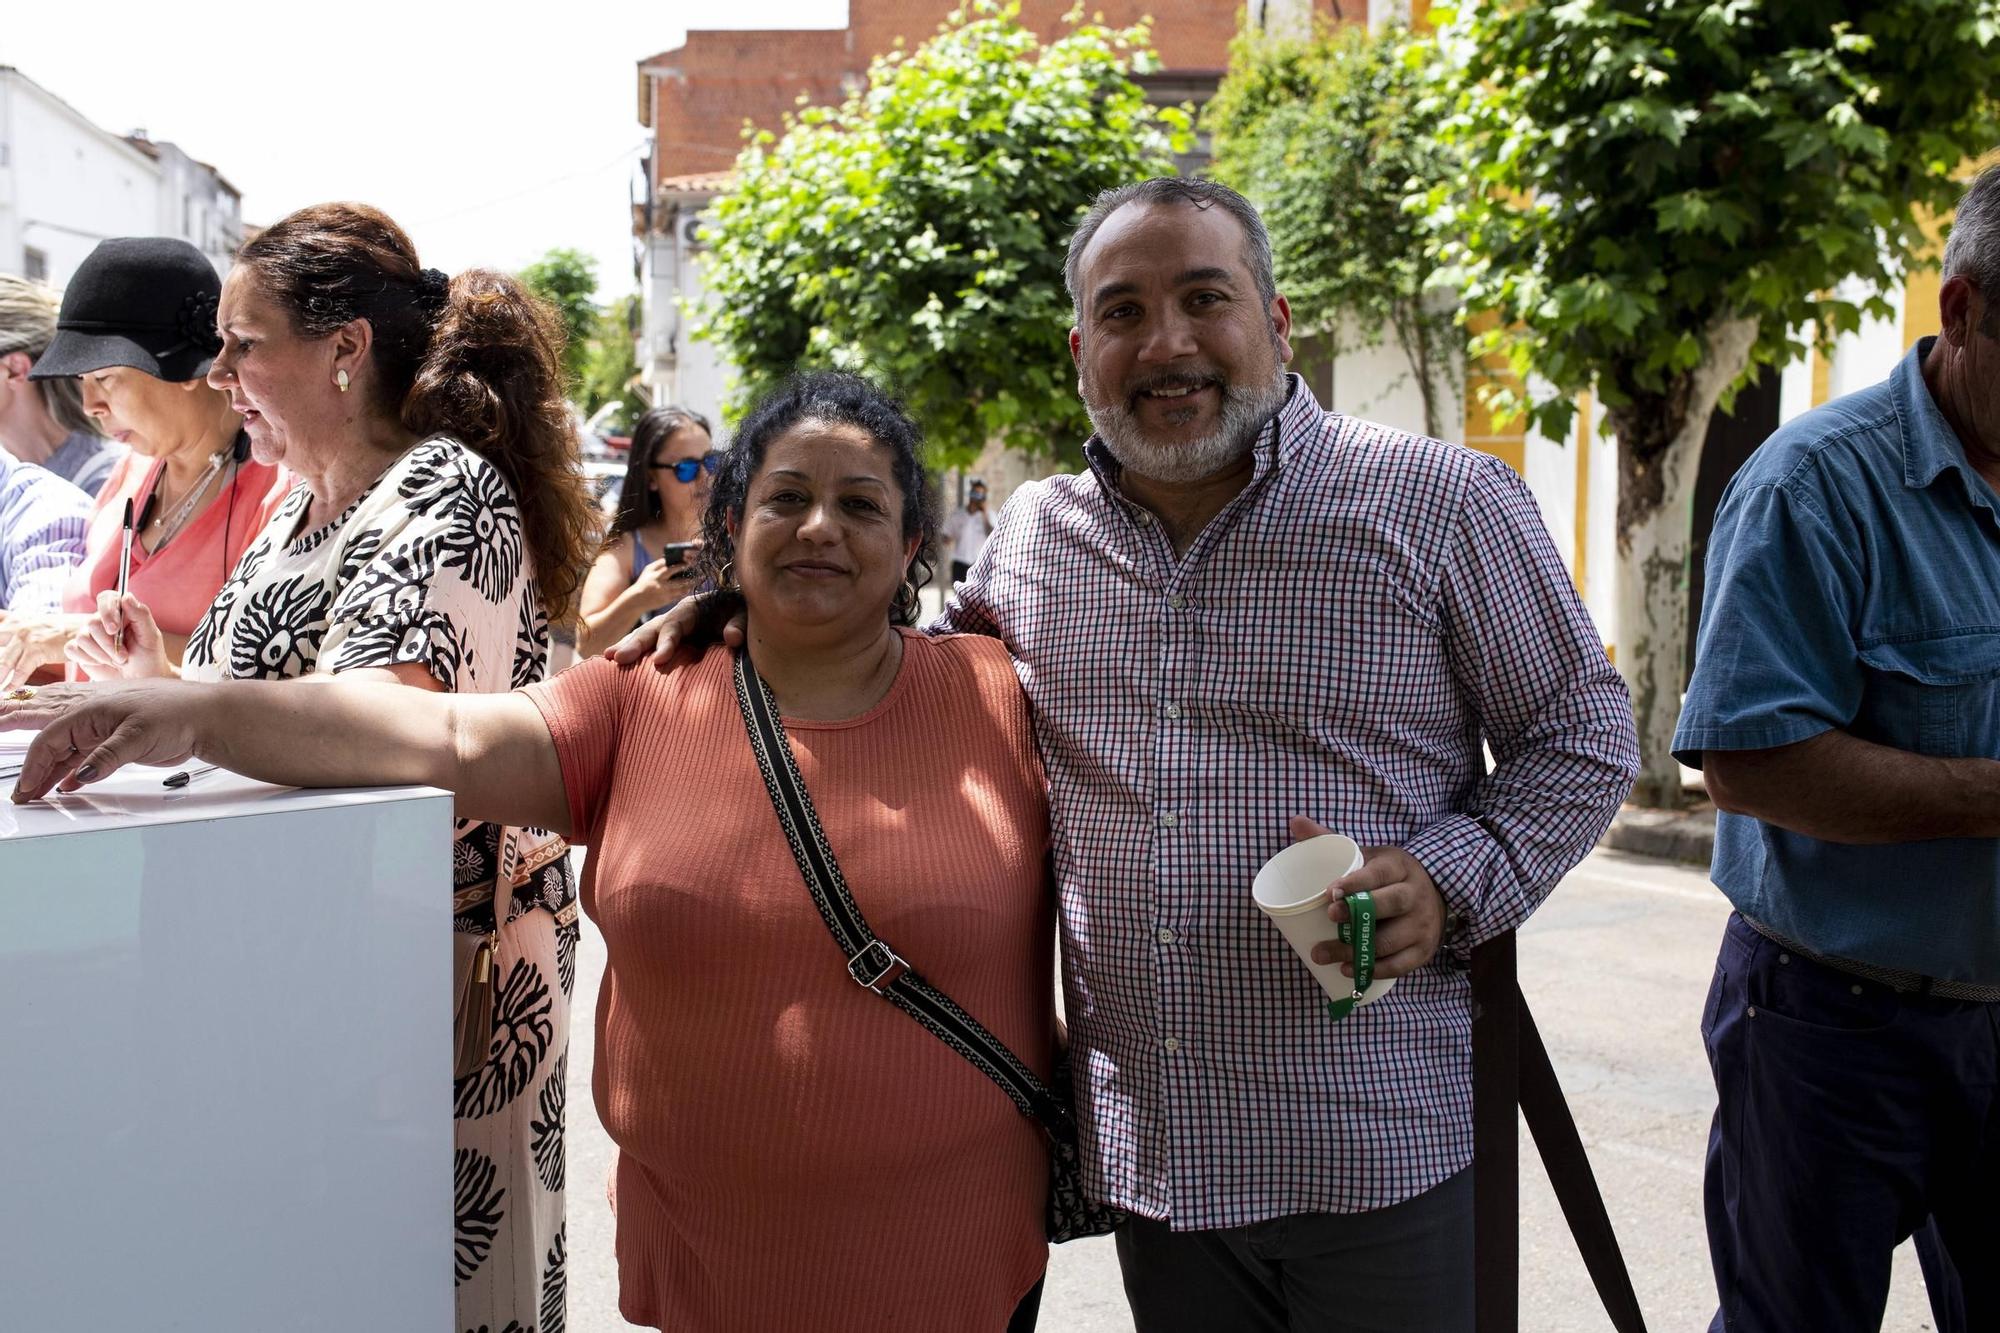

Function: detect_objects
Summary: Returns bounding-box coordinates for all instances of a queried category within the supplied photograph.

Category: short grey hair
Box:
[1063,178,1279,327]
[0,274,96,437]
[1943,160,2000,336]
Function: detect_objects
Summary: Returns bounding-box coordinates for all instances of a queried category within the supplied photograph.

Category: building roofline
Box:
[660,170,733,200]
[2,66,160,173]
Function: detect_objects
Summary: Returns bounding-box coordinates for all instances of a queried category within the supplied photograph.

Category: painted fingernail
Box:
[75,765,96,782]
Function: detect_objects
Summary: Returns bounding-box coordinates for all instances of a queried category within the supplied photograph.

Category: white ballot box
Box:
[0,741,452,1331]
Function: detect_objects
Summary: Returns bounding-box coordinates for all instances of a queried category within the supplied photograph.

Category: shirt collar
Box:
[1899,336,1980,491]
[1082,372,1320,501]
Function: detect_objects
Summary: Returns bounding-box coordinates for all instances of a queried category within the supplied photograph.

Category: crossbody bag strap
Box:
[732,648,1077,1141]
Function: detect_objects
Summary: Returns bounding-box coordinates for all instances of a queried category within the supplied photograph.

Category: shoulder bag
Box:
[732,647,1125,1243]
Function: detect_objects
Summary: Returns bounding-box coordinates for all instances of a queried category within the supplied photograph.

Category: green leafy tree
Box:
[580,294,647,430]
[519,247,600,389]
[1433,0,2000,807]
[1208,20,1464,438]
[693,1,1190,466]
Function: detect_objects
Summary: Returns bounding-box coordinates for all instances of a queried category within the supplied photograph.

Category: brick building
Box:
[637,1,1355,187]
[632,0,1362,428]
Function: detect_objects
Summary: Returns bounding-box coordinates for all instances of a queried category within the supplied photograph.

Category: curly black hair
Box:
[698,371,940,628]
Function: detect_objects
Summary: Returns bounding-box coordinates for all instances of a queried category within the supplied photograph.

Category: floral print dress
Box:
[183,437,577,1332]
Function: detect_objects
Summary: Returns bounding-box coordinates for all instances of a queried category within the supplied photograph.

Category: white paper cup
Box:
[1252,834,1395,1012]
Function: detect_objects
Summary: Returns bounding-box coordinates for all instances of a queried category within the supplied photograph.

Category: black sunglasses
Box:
[655,452,723,484]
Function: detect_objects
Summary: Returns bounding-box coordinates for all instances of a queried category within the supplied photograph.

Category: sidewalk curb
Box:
[1598,806,1715,867]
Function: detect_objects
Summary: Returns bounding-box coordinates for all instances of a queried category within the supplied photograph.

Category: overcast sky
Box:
[9,1,844,301]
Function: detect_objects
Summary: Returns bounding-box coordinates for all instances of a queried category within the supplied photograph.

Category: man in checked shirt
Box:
[626,177,1639,1329]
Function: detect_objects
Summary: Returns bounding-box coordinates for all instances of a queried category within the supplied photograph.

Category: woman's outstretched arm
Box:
[3,678,571,836]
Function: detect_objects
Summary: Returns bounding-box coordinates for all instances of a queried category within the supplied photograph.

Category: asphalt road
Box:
[561,848,1936,1331]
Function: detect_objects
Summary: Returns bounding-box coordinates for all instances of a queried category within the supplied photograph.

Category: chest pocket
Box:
[1206,550,1441,737]
[1857,631,2000,759]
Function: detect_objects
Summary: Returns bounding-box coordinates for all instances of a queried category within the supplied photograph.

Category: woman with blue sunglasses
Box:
[577,405,719,656]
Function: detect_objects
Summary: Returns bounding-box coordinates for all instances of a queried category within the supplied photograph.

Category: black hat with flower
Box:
[28,237,224,384]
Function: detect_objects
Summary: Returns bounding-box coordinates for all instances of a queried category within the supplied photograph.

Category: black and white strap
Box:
[732,648,1077,1142]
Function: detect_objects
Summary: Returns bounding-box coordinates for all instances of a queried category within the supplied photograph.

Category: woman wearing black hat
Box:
[0,238,285,690]
[65,202,597,1331]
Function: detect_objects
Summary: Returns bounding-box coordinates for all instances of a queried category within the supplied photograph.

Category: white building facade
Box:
[635,172,729,430]
[0,66,242,288]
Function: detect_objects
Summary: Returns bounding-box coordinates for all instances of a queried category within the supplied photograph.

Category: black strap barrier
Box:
[1472,932,1650,1333]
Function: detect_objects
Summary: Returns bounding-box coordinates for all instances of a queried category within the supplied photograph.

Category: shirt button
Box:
[1164,702,1184,720]
[1160,812,1180,829]
[1163,1037,1182,1054]
[1157,927,1176,944]
[1851,984,1864,995]
[1168,594,1188,610]
[1778,953,1790,965]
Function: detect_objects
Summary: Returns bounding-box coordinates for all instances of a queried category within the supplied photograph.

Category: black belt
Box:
[1744,917,2000,1003]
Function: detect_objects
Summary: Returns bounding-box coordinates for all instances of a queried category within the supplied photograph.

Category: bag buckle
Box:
[847,940,909,993]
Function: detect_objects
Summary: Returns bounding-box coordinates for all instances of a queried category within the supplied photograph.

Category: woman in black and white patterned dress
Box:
[69,203,599,1333]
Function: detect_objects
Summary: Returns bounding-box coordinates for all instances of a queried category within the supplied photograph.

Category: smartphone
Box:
[658,542,699,567]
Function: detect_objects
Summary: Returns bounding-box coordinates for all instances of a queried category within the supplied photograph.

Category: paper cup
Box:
[1252,834,1395,1013]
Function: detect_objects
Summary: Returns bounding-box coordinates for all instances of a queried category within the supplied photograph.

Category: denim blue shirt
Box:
[1675,338,2000,982]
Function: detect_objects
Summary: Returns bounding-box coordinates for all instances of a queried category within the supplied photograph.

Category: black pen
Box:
[117,498,136,597]
[162,764,222,789]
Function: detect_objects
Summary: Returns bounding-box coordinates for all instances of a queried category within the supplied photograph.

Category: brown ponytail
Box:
[402,268,595,622]
[238,203,597,623]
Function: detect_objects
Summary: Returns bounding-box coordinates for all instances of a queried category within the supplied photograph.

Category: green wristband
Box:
[1326,890,1376,1021]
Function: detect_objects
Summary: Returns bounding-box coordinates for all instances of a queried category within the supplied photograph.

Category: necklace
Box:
[146,447,231,552]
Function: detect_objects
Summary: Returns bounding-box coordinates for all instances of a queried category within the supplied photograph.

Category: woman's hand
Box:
[630,555,697,612]
[64,591,173,679]
[2,680,204,801]
[606,591,746,671]
[0,612,89,691]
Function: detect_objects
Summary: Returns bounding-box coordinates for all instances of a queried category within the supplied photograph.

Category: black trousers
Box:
[1703,912,2000,1332]
[1114,1168,1473,1332]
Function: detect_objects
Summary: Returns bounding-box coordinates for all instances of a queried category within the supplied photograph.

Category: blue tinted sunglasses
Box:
[655,452,723,483]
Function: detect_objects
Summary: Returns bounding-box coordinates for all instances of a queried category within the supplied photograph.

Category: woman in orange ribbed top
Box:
[6,371,1056,1332]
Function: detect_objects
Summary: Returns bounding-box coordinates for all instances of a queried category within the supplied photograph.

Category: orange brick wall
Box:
[652,28,859,180]
[849,0,1244,74]
[651,0,1348,183]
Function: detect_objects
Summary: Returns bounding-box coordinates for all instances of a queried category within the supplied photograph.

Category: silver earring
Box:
[335,369,350,393]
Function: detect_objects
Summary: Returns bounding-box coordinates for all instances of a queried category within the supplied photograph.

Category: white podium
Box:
[0,750,453,1331]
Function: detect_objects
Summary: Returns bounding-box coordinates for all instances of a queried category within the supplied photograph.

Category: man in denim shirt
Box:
[1676,163,2000,1333]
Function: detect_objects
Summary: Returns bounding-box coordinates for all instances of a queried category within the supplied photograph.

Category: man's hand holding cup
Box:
[1289,815,1449,981]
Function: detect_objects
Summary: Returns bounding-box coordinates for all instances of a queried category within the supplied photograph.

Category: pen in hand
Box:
[117,497,136,597]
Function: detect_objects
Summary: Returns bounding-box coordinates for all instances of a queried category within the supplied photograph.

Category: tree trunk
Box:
[1391,301,1443,440]
[1609,317,1758,810]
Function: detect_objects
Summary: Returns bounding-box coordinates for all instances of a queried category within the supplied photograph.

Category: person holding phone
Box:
[944,477,994,583]
[576,404,715,656]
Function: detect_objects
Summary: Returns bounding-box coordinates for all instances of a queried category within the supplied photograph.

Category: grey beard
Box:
[1088,372,1290,484]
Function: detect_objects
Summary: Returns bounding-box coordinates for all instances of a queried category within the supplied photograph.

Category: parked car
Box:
[584,458,626,508]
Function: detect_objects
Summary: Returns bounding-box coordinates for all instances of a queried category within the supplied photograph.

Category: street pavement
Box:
[561,847,1936,1331]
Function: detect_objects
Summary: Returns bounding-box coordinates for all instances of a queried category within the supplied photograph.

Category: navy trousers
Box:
[1702,912,2000,1332]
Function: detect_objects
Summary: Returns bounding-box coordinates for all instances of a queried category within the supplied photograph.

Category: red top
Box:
[526,631,1053,1331]
[62,450,288,640]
